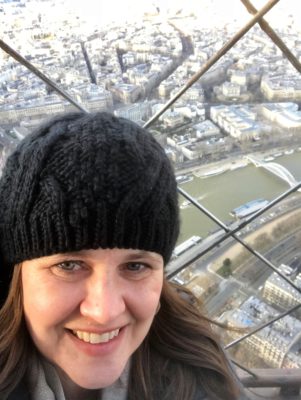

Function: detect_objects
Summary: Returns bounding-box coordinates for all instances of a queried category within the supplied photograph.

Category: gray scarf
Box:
[26,355,129,400]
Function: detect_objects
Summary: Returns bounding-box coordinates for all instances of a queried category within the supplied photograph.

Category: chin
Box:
[68,366,127,389]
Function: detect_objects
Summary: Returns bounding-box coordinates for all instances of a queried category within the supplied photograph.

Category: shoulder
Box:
[6,380,30,400]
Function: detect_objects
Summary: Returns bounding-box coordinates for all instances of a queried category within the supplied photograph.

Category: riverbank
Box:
[166,196,301,276]
[175,145,301,178]
[209,207,301,272]
[167,146,301,276]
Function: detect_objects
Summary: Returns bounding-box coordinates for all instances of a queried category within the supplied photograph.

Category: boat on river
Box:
[230,198,269,219]
[176,174,194,185]
[264,156,275,162]
[173,235,202,257]
[180,199,191,209]
[180,195,206,209]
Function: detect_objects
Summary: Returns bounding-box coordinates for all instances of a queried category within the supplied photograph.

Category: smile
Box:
[72,329,120,344]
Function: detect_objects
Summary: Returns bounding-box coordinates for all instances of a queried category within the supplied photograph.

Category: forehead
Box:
[22,247,164,265]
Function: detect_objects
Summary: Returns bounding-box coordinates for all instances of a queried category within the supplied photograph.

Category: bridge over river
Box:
[246,155,299,188]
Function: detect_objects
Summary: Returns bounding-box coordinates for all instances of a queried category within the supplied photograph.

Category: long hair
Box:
[128,280,241,400]
[0,270,240,400]
[0,265,32,399]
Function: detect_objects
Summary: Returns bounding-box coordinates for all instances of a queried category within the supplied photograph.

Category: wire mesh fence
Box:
[1,0,301,377]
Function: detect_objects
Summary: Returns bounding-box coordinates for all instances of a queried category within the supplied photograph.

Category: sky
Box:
[3,0,300,37]
[60,0,300,28]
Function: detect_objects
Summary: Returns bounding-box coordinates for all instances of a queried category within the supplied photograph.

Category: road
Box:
[204,279,241,316]
[233,233,300,290]
[166,200,301,320]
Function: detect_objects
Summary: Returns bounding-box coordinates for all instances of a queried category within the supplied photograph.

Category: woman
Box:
[0,112,242,400]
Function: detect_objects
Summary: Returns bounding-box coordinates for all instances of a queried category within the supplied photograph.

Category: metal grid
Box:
[1,0,301,376]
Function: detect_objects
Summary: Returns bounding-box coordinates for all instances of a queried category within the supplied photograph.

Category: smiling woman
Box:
[0,112,243,400]
[21,248,164,395]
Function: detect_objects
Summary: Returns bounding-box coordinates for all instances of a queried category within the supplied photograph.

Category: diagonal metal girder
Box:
[225,302,301,349]
[143,0,280,128]
[0,39,89,114]
[1,0,300,364]
[168,181,301,295]
[241,0,301,74]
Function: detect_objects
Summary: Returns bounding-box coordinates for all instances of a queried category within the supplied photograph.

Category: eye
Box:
[125,262,148,272]
[56,260,83,271]
[50,260,87,278]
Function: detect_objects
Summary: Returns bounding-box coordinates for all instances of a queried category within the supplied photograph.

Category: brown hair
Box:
[0,270,240,400]
[0,265,32,398]
[129,281,241,400]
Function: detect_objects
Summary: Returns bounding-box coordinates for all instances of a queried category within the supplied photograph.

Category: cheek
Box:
[23,276,52,314]
[22,273,77,329]
[128,278,163,320]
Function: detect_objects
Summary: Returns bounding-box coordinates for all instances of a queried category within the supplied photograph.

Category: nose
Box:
[79,269,126,324]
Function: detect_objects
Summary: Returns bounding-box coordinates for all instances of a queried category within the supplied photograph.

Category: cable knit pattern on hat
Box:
[0,112,179,303]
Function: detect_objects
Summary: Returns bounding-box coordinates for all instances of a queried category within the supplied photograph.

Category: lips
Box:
[72,329,120,344]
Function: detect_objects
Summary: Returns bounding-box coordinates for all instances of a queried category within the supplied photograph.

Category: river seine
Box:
[178,150,301,243]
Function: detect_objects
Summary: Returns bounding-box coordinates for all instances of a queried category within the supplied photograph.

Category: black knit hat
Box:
[0,112,179,303]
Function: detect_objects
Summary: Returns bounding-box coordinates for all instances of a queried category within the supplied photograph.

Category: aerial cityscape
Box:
[1,0,301,375]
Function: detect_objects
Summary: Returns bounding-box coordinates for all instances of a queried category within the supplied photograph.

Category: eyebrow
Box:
[40,249,162,263]
[122,250,162,262]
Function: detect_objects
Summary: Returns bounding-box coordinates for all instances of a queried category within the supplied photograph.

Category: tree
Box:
[217,258,232,278]
[223,258,231,268]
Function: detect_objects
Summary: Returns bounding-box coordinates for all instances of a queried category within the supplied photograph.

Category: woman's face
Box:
[21,248,164,390]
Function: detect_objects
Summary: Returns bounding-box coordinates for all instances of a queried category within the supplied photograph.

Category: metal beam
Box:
[0,39,89,114]
[241,0,301,74]
[143,0,280,128]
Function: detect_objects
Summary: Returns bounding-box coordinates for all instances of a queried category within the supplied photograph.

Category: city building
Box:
[225,296,301,368]
[114,102,152,123]
[263,265,301,309]
[193,119,221,139]
[260,102,301,131]
[261,72,301,101]
[210,104,263,141]
[111,83,141,104]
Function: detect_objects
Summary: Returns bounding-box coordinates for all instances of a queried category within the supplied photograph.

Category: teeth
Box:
[77,331,84,340]
[83,332,90,342]
[72,329,120,344]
